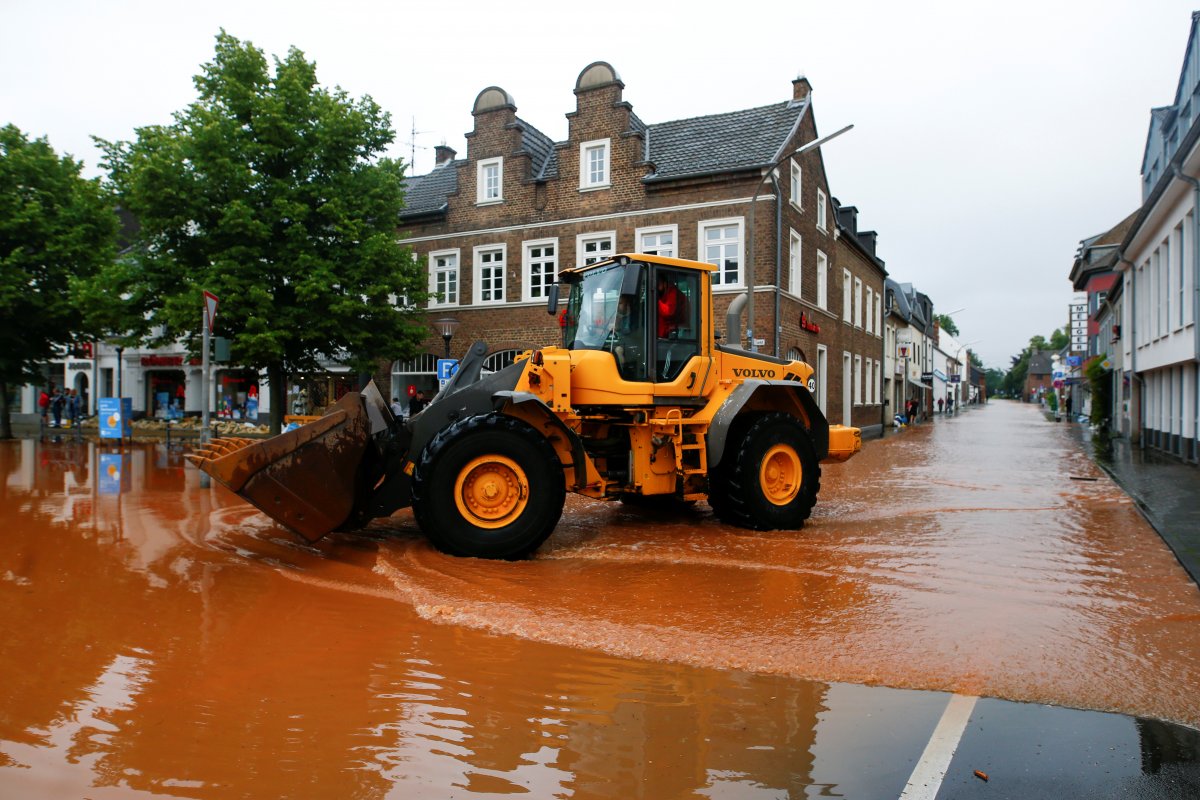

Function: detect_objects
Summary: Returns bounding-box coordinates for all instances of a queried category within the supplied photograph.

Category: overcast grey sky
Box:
[3,0,1194,368]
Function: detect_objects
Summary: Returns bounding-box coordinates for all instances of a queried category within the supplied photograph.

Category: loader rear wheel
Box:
[412,413,565,559]
[709,412,820,530]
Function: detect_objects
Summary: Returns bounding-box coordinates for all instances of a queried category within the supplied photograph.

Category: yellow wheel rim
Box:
[454,455,530,529]
[760,444,802,506]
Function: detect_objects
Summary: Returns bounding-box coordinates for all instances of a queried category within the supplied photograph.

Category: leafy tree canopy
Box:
[96,31,427,431]
[0,124,119,437]
[934,313,959,337]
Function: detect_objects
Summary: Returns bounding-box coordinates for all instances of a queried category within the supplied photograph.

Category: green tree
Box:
[98,31,427,433]
[935,313,959,337]
[0,125,119,438]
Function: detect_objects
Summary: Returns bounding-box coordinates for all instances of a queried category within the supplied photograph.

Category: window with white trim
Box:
[865,287,874,334]
[637,225,677,257]
[865,357,873,403]
[473,245,506,304]
[789,229,802,296]
[522,239,557,302]
[854,278,863,328]
[576,231,615,266]
[428,250,459,307]
[817,189,828,232]
[477,157,503,204]
[580,139,611,190]
[875,291,883,337]
[817,249,828,309]
[842,269,852,323]
[699,218,743,288]
[854,354,863,405]
[790,161,802,209]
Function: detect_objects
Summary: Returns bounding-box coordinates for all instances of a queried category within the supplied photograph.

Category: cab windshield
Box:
[563,263,629,351]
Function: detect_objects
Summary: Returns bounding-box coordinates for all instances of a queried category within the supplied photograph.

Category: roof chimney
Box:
[434,144,457,166]
[792,75,811,102]
[858,230,878,258]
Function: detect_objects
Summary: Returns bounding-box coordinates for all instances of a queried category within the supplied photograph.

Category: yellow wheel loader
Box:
[189,254,861,559]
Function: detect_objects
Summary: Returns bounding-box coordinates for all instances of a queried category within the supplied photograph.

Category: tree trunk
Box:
[0,381,12,440]
[266,363,288,436]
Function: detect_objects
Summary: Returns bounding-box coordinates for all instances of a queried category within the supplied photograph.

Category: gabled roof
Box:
[1028,351,1054,375]
[398,96,811,218]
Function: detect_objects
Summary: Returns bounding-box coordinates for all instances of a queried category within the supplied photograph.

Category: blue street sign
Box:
[437,359,459,381]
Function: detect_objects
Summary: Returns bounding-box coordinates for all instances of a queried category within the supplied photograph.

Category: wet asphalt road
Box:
[3,400,1200,798]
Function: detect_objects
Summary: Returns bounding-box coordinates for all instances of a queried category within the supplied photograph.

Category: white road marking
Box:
[898,694,978,800]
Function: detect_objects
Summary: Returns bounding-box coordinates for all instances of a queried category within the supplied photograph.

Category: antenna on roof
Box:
[404,117,433,172]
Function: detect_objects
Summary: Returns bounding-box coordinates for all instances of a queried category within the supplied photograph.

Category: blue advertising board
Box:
[98,397,132,440]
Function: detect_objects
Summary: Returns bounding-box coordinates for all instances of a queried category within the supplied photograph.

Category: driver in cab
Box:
[656,273,680,338]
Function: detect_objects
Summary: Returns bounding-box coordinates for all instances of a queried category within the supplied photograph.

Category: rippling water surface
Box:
[2,401,1198,797]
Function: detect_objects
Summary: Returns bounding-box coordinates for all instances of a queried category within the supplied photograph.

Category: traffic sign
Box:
[1053,379,1064,389]
[437,359,459,381]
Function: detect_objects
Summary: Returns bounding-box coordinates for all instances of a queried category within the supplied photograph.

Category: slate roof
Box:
[1028,350,1054,376]
[400,160,462,218]
[399,96,810,220]
[643,100,807,182]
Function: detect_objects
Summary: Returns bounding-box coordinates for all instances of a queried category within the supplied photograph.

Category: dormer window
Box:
[477,157,503,204]
[580,139,610,190]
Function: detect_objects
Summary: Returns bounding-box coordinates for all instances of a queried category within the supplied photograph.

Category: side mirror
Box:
[546,283,561,315]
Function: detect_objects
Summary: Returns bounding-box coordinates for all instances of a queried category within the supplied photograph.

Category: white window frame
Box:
[790,160,803,210]
[636,224,678,258]
[854,277,863,328]
[576,231,616,267]
[698,217,745,289]
[816,189,828,232]
[477,157,503,204]
[854,354,863,406]
[875,292,883,337]
[579,138,611,190]
[865,287,874,334]
[472,244,507,305]
[789,229,802,297]
[522,238,558,303]
[428,249,460,308]
[842,269,852,323]
[817,249,828,309]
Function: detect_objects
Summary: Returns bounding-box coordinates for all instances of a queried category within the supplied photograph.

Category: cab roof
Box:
[560,253,716,279]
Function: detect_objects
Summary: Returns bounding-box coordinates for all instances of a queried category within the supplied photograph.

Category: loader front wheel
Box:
[709,412,820,530]
[413,414,565,559]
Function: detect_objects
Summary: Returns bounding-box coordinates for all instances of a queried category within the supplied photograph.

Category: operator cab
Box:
[553,255,704,382]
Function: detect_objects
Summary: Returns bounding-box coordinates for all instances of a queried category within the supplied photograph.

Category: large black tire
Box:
[708,412,821,530]
[412,413,566,559]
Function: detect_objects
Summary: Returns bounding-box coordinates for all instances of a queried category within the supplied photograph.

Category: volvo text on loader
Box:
[189,253,862,559]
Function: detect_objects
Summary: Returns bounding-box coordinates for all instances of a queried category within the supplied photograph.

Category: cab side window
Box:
[655,269,700,381]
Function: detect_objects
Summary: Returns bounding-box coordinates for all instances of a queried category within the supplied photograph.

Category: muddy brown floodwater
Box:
[2,400,1199,798]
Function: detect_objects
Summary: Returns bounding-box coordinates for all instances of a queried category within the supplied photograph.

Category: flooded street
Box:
[3,400,1199,797]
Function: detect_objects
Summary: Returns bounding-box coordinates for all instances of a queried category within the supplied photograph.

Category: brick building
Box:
[388,61,886,430]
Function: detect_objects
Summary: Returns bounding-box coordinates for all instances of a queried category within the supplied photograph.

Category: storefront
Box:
[141,355,195,419]
[215,369,261,420]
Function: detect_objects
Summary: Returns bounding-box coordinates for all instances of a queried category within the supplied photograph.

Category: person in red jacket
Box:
[656,273,680,338]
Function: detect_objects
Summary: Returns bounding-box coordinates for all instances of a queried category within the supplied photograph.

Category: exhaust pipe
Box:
[725,293,747,349]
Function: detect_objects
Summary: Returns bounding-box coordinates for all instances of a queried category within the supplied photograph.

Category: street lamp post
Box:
[433,317,460,359]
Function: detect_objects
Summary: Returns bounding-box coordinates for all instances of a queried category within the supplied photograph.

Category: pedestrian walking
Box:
[66,389,79,428]
[49,388,64,428]
[38,387,50,427]
[937,397,945,414]
[947,395,955,414]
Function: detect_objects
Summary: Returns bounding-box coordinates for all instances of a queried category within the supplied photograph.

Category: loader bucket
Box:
[187,391,374,542]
